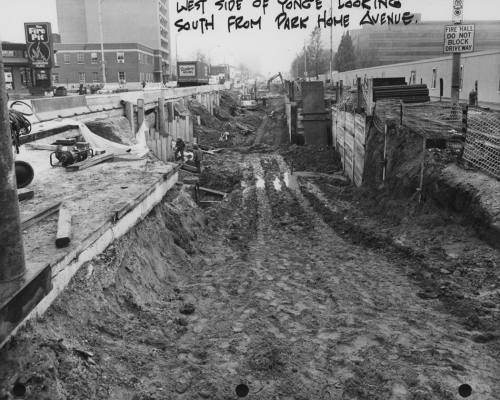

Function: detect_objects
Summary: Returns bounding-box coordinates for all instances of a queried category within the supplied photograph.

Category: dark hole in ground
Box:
[458,384,472,397]
[235,383,249,397]
[12,383,26,398]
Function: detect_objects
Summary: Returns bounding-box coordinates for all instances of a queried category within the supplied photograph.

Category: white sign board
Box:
[444,24,475,53]
[452,0,463,23]
[179,65,196,77]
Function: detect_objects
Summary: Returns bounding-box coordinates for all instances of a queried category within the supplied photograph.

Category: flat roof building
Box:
[55,0,171,81]
[350,15,500,66]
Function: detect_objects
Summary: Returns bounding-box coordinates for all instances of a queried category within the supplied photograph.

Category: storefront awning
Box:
[3,57,29,65]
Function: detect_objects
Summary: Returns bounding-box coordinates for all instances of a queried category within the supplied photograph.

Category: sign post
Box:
[24,22,54,88]
[448,0,465,106]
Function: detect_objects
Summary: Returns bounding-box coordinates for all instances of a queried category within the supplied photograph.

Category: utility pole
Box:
[450,0,463,106]
[0,42,27,282]
[330,0,333,89]
[304,39,307,81]
[98,0,107,84]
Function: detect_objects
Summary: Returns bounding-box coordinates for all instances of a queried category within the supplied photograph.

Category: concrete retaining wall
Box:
[31,96,92,122]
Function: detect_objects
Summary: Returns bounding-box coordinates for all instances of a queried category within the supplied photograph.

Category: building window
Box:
[79,73,85,84]
[498,64,500,91]
[138,53,142,63]
[410,71,416,85]
[93,72,99,83]
[64,53,70,63]
[52,73,59,84]
[54,53,58,65]
[91,52,98,63]
[4,67,14,90]
[460,65,464,90]
[118,72,126,83]
[20,68,32,89]
[431,68,437,89]
[77,53,84,63]
[117,52,125,63]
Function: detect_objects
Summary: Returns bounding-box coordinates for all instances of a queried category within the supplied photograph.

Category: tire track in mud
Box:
[290,173,500,400]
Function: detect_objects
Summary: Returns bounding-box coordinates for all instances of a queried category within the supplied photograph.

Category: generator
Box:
[50,140,93,167]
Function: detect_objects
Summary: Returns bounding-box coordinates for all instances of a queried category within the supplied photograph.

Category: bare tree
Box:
[355,47,380,69]
[193,49,207,64]
[307,27,328,79]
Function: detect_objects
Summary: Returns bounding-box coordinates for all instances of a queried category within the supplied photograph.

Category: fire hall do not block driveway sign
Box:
[444,24,475,53]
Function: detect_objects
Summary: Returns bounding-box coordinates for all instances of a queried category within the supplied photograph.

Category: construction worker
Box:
[193,144,203,174]
[174,138,186,162]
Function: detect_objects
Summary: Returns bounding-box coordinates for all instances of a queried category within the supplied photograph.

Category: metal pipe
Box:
[0,43,27,282]
[451,53,461,106]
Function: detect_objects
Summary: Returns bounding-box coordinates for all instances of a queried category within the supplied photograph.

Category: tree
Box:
[355,47,380,69]
[334,31,356,72]
[193,49,207,64]
[307,27,329,79]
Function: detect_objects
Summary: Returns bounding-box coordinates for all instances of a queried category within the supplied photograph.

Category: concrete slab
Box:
[0,148,180,348]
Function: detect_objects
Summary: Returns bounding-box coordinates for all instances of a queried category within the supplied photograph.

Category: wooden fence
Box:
[332,106,367,187]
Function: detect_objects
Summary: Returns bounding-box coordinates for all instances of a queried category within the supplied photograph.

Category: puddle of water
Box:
[273,177,281,191]
[283,171,299,190]
[256,175,265,188]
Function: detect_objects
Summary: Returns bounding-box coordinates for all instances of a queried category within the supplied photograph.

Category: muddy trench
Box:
[1,93,500,400]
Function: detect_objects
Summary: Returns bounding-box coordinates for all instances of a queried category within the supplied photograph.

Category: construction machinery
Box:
[267,72,283,90]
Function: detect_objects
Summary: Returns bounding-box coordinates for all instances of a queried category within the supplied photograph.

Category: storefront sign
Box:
[444,24,475,53]
[24,22,54,68]
[2,50,16,58]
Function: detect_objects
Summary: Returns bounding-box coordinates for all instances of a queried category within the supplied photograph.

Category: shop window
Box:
[117,52,125,63]
[64,53,70,63]
[91,52,98,63]
[52,73,59,84]
[77,53,84,63]
[431,68,437,89]
[118,72,126,83]
[20,68,32,89]
[79,72,85,84]
[93,72,99,83]
[4,67,14,90]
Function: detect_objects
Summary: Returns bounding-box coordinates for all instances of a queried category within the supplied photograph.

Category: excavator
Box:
[267,72,283,90]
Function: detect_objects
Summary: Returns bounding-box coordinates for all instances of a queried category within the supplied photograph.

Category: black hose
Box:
[8,104,32,154]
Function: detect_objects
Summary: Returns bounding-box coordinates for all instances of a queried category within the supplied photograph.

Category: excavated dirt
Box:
[1,93,500,400]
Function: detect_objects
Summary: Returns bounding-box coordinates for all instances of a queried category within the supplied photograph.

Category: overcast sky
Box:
[1,0,499,76]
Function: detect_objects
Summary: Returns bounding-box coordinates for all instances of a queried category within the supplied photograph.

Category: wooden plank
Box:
[154,131,160,140]
[55,202,72,248]
[199,187,226,197]
[18,188,34,202]
[66,153,114,172]
[21,202,62,231]
[25,143,57,151]
[180,164,198,174]
[162,137,168,162]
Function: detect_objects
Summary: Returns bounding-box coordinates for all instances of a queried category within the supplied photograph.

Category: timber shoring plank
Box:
[65,153,114,172]
[21,202,62,231]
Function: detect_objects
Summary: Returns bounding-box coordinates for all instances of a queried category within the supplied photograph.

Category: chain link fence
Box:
[463,107,500,179]
[372,99,500,180]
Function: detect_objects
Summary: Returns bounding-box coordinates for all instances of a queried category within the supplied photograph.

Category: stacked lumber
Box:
[373,84,430,104]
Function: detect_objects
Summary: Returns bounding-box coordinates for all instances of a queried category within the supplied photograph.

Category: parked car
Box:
[97,84,129,94]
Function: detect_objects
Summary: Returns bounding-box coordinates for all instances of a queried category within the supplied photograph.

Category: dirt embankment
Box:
[0,189,207,400]
[362,121,500,249]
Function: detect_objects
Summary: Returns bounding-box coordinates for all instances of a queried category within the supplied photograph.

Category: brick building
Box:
[53,42,158,88]
[55,0,172,82]
[1,42,32,94]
